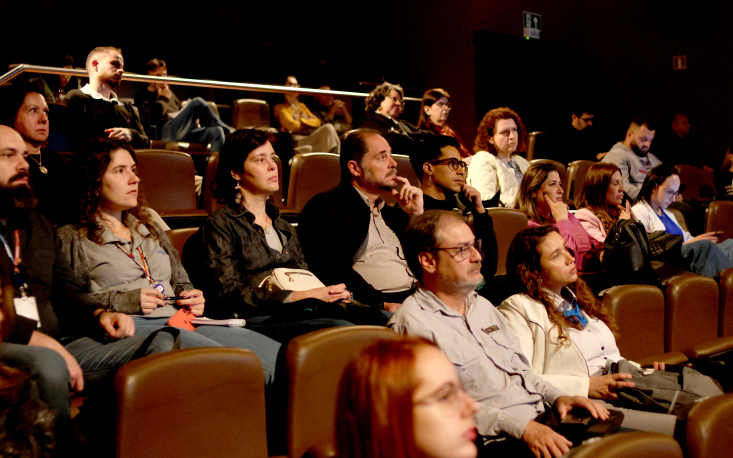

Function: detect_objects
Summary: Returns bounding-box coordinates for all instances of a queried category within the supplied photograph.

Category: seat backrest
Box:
[571,432,682,458]
[665,275,719,353]
[286,152,341,214]
[232,99,271,129]
[285,326,400,458]
[686,393,733,458]
[527,131,547,161]
[135,150,198,213]
[383,154,422,205]
[705,200,733,243]
[677,164,715,201]
[530,159,568,195]
[115,347,268,458]
[166,227,199,262]
[567,160,596,203]
[602,284,665,361]
[717,268,733,337]
[488,208,529,276]
[202,151,221,214]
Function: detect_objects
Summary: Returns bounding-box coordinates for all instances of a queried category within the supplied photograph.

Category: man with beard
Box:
[298,129,423,312]
[602,116,660,200]
[65,47,150,152]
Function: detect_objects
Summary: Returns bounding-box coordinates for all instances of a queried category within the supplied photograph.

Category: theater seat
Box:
[678,164,716,201]
[384,154,421,205]
[705,200,733,243]
[166,227,199,262]
[567,160,596,203]
[571,432,682,458]
[283,152,341,215]
[527,131,556,161]
[488,208,528,276]
[686,393,733,458]
[134,150,207,219]
[602,284,687,365]
[232,98,277,133]
[284,326,400,458]
[115,348,269,458]
[717,268,733,337]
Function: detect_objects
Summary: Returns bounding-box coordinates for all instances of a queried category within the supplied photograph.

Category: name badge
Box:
[14,296,40,328]
[482,325,499,335]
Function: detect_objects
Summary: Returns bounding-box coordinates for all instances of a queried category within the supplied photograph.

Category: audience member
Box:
[499,226,678,436]
[134,58,233,152]
[361,82,416,156]
[416,88,470,158]
[309,84,353,136]
[652,114,713,170]
[631,163,733,277]
[274,76,340,154]
[336,337,480,458]
[47,54,80,102]
[0,78,73,226]
[515,161,603,273]
[299,129,423,312]
[467,107,530,207]
[186,129,353,343]
[65,47,150,152]
[558,105,599,163]
[574,163,633,243]
[407,135,498,280]
[600,116,660,200]
[716,144,733,200]
[389,210,610,457]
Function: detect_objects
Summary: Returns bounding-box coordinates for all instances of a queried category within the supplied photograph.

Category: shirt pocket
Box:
[441,345,490,396]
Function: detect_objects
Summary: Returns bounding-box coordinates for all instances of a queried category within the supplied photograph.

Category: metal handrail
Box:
[0,64,422,101]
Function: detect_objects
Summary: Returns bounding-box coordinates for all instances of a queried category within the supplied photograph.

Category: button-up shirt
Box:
[389,286,565,439]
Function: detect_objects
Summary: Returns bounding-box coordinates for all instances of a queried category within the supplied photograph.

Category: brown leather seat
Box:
[567,160,596,203]
[166,227,199,262]
[530,159,568,196]
[665,275,733,358]
[114,347,268,458]
[717,268,733,337]
[570,432,682,458]
[686,393,733,458]
[602,284,686,364]
[488,208,528,275]
[232,98,277,133]
[705,200,733,243]
[134,150,208,218]
[678,164,716,201]
[527,131,555,161]
[283,152,341,214]
[284,326,400,458]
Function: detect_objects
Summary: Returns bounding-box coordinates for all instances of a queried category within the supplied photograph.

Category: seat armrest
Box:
[637,351,688,366]
[684,335,733,359]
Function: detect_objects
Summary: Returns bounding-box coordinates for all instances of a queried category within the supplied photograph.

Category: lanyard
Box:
[0,230,22,274]
[114,242,155,285]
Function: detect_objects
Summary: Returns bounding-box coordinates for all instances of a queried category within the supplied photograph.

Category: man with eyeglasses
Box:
[602,116,661,200]
[390,210,610,458]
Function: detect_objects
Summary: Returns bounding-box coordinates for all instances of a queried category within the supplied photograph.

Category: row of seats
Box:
[111,324,733,458]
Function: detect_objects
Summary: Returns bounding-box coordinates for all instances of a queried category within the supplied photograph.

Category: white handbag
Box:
[258,268,325,292]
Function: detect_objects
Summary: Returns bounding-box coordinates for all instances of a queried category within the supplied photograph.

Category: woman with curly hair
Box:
[57,138,280,383]
[360,82,416,155]
[498,226,677,435]
[467,107,530,207]
[336,337,480,458]
[416,88,470,158]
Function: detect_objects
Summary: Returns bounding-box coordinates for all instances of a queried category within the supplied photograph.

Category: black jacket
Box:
[298,184,411,307]
[360,113,416,156]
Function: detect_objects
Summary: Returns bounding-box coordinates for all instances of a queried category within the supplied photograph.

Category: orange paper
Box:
[166,308,195,331]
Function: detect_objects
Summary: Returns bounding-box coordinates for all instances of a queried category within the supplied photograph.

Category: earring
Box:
[428,175,433,187]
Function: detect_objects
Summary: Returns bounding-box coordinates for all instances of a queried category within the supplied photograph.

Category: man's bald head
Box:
[0,125,27,153]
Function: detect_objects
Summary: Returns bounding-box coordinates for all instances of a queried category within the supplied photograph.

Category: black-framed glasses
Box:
[430,239,483,261]
[427,158,467,171]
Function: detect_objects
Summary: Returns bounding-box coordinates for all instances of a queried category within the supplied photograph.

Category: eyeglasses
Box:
[430,239,483,261]
[414,383,469,414]
[435,101,452,111]
[427,158,468,171]
[661,187,680,198]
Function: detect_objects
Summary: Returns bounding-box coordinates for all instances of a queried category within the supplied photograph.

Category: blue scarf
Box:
[564,299,588,327]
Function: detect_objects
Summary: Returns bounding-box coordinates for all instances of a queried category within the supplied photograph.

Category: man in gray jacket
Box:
[601,116,661,200]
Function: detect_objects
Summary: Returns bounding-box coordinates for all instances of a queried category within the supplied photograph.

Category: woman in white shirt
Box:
[632,164,733,277]
[467,107,530,207]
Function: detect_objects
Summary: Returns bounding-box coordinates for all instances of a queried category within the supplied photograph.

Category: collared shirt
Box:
[80,83,122,105]
[86,215,175,317]
[549,289,622,375]
[352,186,414,293]
[389,287,565,439]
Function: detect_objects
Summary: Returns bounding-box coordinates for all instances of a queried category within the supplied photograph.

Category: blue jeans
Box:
[132,316,280,384]
[681,239,733,277]
[161,97,231,152]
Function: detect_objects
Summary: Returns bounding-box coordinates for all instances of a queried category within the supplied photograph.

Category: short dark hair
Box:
[402,210,465,281]
[635,163,680,205]
[570,104,593,118]
[145,58,167,74]
[410,136,461,180]
[365,82,404,116]
[214,129,271,205]
[417,88,450,129]
[630,115,656,132]
[0,77,52,127]
[339,128,382,182]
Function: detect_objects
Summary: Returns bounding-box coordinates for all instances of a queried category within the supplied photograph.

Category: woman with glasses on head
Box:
[406,136,498,279]
[467,107,530,207]
[361,82,416,155]
[631,163,733,276]
[336,337,480,458]
[417,88,470,158]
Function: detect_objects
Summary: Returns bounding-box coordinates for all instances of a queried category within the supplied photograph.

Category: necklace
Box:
[263,214,270,235]
[27,153,47,174]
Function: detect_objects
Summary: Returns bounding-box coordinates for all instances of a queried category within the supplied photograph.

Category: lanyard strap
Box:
[0,230,22,274]
[114,242,154,285]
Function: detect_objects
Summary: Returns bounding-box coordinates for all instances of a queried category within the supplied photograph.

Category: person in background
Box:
[309,83,352,136]
[336,337,481,458]
[417,88,470,158]
[361,82,416,156]
[48,54,80,102]
[652,113,713,170]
